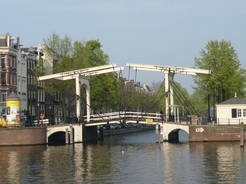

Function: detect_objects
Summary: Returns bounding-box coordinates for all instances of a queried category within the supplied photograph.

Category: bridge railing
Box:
[84,111,162,123]
[216,118,246,125]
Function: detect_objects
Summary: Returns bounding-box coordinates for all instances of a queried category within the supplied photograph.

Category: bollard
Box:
[155,124,160,143]
[70,125,74,144]
[66,128,69,144]
[160,124,163,143]
[99,126,104,141]
[240,122,244,147]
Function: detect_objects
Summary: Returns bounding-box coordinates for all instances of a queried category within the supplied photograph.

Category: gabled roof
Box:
[217,97,246,105]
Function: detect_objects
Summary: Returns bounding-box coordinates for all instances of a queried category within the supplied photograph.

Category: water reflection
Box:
[0,131,246,183]
[0,145,47,183]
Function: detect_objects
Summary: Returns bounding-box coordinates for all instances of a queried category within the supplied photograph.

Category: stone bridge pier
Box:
[47,124,98,144]
[157,122,189,142]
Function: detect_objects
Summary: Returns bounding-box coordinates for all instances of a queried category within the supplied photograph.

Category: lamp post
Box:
[37,103,40,126]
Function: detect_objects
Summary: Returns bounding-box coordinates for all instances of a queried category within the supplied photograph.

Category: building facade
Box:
[216,94,246,125]
[0,33,20,117]
[0,33,49,126]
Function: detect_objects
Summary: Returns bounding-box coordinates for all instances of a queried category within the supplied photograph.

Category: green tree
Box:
[40,34,119,121]
[43,33,73,73]
[194,40,246,117]
[117,80,154,112]
[72,39,119,113]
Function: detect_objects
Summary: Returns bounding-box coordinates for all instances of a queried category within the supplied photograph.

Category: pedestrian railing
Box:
[216,118,246,125]
[85,111,162,123]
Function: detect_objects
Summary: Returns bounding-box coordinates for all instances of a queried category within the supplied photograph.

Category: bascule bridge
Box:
[38,64,123,143]
[36,63,212,144]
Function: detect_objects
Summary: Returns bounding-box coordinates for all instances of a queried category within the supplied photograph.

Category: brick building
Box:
[0,33,20,116]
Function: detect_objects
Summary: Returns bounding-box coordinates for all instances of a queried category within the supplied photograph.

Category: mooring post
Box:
[160,124,163,143]
[70,125,74,144]
[66,128,69,144]
[99,126,104,141]
[240,122,244,147]
[155,124,160,143]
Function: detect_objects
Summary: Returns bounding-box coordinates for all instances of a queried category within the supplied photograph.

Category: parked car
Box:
[105,124,115,130]
[112,123,121,129]
[121,123,129,128]
[128,123,140,128]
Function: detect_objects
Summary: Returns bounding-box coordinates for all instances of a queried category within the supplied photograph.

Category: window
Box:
[1,92,6,102]
[243,109,246,117]
[22,80,26,93]
[232,109,237,118]
[27,59,29,68]
[237,109,242,117]
[1,74,6,85]
[1,54,5,68]
[11,73,15,85]
[12,56,16,68]
[9,55,12,67]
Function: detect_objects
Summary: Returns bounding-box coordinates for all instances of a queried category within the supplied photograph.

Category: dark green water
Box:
[0,130,246,183]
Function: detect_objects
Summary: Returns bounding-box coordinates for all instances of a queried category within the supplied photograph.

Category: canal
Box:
[0,130,246,183]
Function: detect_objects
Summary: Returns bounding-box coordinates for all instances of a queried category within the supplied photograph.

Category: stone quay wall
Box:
[189,125,245,142]
[0,127,46,146]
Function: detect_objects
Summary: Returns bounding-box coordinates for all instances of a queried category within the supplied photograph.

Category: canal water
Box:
[0,130,246,184]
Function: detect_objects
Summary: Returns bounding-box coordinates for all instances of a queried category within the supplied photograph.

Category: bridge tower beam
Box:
[126,63,211,120]
[38,64,123,124]
[165,71,175,120]
[76,76,90,122]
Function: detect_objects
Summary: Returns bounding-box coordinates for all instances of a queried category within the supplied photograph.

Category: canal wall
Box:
[1,124,245,146]
[189,125,245,142]
[103,126,155,136]
[0,127,46,146]
[83,126,98,142]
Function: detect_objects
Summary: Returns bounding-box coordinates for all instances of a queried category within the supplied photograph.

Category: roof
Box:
[217,97,246,105]
[6,92,20,101]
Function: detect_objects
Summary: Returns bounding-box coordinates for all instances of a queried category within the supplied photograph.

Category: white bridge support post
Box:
[165,72,174,121]
[76,77,81,122]
[78,76,90,122]
[165,72,169,121]
[169,74,174,116]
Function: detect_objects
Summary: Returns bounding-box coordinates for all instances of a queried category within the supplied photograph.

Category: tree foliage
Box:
[118,80,155,112]
[193,40,246,116]
[39,33,119,121]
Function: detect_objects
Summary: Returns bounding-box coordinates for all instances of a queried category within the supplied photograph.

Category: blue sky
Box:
[1,0,246,94]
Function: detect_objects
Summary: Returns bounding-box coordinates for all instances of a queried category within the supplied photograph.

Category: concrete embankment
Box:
[103,126,155,136]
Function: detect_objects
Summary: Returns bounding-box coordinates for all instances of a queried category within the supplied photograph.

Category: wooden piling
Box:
[66,128,69,144]
[240,122,244,147]
[160,124,163,143]
[155,124,159,143]
[99,126,104,141]
[70,125,74,144]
